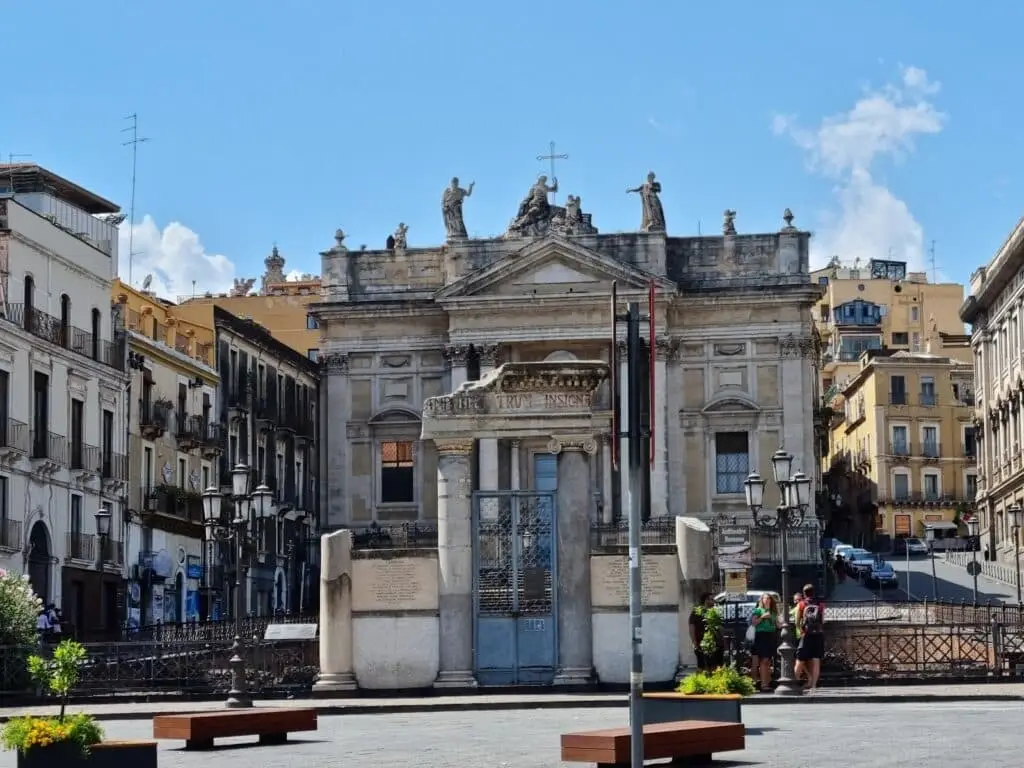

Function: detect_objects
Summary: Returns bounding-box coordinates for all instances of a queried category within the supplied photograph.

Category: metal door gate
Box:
[473,490,557,685]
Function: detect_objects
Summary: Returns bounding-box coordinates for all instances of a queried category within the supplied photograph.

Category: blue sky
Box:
[4,2,1022,298]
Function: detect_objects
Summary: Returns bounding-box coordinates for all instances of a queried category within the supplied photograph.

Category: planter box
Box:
[642,693,743,725]
[16,740,158,768]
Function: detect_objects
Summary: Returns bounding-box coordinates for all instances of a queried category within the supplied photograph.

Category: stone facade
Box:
[313,183,823,530]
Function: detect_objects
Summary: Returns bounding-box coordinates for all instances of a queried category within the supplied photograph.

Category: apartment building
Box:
[813,257,967,403]
[113,279,219,627]
[0,165,129,637]
[961,215,1024,562]
[213,305,319,616]
[827,333,977,547]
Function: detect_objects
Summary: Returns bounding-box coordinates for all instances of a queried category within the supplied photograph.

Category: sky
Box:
[3,2,1023,299]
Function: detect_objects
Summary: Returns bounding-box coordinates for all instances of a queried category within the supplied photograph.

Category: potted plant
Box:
[644,666,754,725]
[1,640,158,767]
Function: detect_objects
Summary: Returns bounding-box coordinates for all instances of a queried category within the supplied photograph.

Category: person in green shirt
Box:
[749,593,779,692]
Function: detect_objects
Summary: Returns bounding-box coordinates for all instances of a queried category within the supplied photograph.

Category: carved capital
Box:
[655,337,679,361]
[548,436,599,455]
[476,344,500,367]
[443,344,471,367]
[435,438,475,457]
[779,333,816,358]
[320,353,349,375]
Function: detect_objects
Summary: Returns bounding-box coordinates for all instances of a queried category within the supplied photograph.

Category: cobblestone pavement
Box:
[1,701,1021,767]
[2,682,1024,721]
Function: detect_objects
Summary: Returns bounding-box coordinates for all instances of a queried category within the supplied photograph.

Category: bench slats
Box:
[152,707,318,749]
[561,720,744,764]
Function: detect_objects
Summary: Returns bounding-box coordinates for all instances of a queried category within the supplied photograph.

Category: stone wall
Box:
[590,550,680,684]
[351,548,439,689]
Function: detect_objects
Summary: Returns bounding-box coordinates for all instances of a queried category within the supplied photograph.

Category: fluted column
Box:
[434,438,477,688]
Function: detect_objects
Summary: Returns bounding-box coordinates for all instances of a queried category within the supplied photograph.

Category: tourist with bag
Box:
[748,593,779,692]
[795,584,826,691]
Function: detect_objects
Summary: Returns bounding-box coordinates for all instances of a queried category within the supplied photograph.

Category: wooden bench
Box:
[152,707,317,750]
[561,720,745,767]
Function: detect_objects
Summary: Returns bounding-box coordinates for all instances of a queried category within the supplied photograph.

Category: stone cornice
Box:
[435,439,474,456]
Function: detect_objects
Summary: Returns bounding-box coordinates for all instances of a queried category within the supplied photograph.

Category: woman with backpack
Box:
[748,593,779,692]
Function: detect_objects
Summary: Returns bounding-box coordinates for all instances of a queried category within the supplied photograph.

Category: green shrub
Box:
[0,569,43,647]
[676,665,756,697]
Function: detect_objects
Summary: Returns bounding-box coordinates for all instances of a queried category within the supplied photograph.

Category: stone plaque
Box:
[352,555,439,613]
[487,391,592,414]
[264,623,318,641]
[590,554,679,608]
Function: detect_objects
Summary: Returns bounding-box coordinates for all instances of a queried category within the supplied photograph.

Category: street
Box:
[865,553,1021,604]
[4,702,1020,767]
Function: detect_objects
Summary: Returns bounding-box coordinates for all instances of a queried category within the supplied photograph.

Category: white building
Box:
[0,165,129,637]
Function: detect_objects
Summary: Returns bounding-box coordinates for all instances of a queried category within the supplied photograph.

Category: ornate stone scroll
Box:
[547,436,599,455]
[321,353,349,375]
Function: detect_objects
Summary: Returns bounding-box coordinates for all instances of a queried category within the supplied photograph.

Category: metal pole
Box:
[774,506,801,696]
[929,543,938,601]
[905,544,912,600]
[1016,537,1022,606]
[971,546,979,605]
[226,507,252,708]
[625,303,644,768]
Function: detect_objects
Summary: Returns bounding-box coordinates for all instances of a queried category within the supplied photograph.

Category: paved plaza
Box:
[1,701,1020,767]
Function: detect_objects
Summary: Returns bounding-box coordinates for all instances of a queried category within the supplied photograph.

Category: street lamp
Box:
[966,517,980,605]
[924,527,939,600]
[202,464,274,709]
[744,447,812,697]
[1008,503,1023,605]
[94,505,112,570]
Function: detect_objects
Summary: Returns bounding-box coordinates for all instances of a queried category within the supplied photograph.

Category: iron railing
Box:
[30,431,67,464]
[590,517,676,547]
[0,518,21,549]
[1,303,124,371]
[102,452,129,481]
[70,442,102,473]
[1,419,29,453]
[349,521,438,550]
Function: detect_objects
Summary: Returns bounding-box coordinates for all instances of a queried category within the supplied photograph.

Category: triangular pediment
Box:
[436,236,674,300]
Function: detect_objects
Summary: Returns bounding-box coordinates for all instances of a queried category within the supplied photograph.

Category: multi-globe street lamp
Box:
[965,516,980,604]
[202,464,273,709]
[1008,503,1023,606]
[744,447,811,698]
[94,504,112,570]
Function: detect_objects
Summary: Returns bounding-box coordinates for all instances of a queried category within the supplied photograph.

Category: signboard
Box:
[186,555,202,580]
[723,569,748,598]
[718,525,750,547]
[264,623,318,641]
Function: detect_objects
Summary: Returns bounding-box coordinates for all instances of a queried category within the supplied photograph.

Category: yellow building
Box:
[812,257,968,403]
[174,246,322,360]
[112,280,220,625]
[826,333,978,546]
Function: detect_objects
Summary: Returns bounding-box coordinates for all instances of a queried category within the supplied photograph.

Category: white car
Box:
[713,590,782,621]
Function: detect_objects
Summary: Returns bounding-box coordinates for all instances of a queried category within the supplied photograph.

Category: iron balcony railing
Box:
[70,442,102,473]
[30,431,67,464]
[878,491,959,505]
[590,517,676,547]
[347,521,438,550]
[889,441,911,457]
[0,303,124,371]
[0,419,29,453]
[0,519,21,549]
[66,532,95,560]
[921,441,941,458]
[102,452,129,481]
[890,391,908,405]
[919,391,938,407]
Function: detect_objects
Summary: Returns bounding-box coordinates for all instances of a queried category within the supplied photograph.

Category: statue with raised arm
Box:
[626,171,666,232]
[508,175,558,236]
[442,177,474,240]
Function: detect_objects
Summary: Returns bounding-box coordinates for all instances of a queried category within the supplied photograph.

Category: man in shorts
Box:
[794,584,825,690]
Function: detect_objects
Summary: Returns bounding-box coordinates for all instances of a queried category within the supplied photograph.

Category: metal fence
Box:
[590,518,676,548]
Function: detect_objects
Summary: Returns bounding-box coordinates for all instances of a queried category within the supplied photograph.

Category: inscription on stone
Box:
[591,554,679,608]
[352,556,439,613]
[491,392,591,412]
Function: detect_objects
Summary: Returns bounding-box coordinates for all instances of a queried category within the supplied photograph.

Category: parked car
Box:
[893,537,929,556]
[847,551,878,578]
[713,590,782,621]
[865,560,899,589]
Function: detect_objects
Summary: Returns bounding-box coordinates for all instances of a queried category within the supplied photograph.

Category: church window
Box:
[715,432,749,495]
[380,440,415,504]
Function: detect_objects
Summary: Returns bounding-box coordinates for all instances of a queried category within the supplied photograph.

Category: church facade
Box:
[311,175,822,686]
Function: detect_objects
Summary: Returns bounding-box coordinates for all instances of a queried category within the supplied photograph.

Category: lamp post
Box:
[924,527,939,600]
[743,447,811,697]
[1008,503,1023,606]
[202,464,273,709]
[966,517,980,605]
[94,505,112,570]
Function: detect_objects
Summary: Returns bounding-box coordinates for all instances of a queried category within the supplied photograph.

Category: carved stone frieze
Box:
[779,333,816,358]
[321,353,349,375]
[435,438,475,457]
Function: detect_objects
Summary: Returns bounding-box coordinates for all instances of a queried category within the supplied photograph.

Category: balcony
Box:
[226,386,250,415]
[889,441,911,457]
[879,492,959,506]
[201,421,227,458]
[254,398,277,428]
[101,452,129,481]
[0,419,30,455]
[175,413,204,451]
[139,402,171,440]
[294,416,315,442]
[0,519,22,549]
[143,485,204,524]
[69,442,101,474]
[889,391,908,406]
[921,441,941,459]
[1,303,124,371]
[30,431,67,465]
[13,191,117,256]
[65,532,124,564]
[919,391,938,407]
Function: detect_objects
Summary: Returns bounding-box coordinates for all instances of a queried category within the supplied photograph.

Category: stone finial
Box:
[723,210,737,236]
[334,229,347,251]
[782,208,796,232]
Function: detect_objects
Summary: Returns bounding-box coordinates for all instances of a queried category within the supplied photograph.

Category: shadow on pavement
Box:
[170,737,328,752]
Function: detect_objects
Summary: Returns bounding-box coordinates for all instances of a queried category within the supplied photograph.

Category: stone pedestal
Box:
[434,440,477,689]
[674,516,714,679]
[315,530,357,692]
[553,440,596,685]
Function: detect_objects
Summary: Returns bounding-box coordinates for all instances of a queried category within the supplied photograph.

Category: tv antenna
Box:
[928,240,937,283]
[122,114,150,286]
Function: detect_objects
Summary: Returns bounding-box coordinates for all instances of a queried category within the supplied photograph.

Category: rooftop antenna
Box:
[121,114,150,286]
[928,240,937,283]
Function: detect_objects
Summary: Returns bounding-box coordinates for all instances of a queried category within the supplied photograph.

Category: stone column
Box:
[510,440,521,491]
[444,344,470,392]
[600,434,613,523]
[314,530,357,692]
[675,516,714,680]
[552,436,597,685]
[477,344,500,491]
[434,439,477,688]
[651,340,671,517]
[322,353,350,527]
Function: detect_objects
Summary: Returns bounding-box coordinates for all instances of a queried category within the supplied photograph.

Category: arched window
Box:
[23,275,34,331]
[91,308,101,361]
[60,294,71,348]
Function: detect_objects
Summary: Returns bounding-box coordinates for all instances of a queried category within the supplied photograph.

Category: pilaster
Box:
[476,344,500,491]
[321,353,350,528]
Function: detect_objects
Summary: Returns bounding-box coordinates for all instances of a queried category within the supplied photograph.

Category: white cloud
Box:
[117,215,237,299]
[773,65,946,270]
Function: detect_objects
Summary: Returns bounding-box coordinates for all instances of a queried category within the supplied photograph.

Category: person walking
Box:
[795,584,826,691]
[748,593,779,692]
